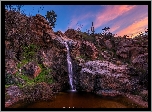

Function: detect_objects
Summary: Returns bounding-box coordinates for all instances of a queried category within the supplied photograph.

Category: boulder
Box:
[5,59,17,75]
[5,73,25,85]
[5,85,25,108]
[5,82,54,108]
[116,37,147,63]
[77,60,132,96]
[96,90,121,97]
[104,39,113,49]
[64,29,81,40]
[132,53,148,70]
[38,47,70,91]
[79,41,98,60]
[100,50,113,61]
[23,82,53,102]
[139,90,148,101]
[22,62,41,78]
[131,53,148,88]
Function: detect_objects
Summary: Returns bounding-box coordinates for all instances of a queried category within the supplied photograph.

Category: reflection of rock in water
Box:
[25,92,145,108]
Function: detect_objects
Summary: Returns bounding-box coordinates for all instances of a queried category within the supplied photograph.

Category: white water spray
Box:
[64,41,75,91]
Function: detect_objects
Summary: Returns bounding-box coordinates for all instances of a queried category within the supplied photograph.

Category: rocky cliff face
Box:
[64,28,148,99]
[5,9,148,107]
[5,10,71,92]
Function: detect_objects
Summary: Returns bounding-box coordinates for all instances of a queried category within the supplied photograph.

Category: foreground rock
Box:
[5,82,60,108]
[5,86,25,108]
[124,93,148,108]
[76,60,133,96]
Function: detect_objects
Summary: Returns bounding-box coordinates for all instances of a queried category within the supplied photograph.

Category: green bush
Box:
[5,43,54,89]
[17,59,28,69]
[22,44,39,62]
[14,67,53,88]
[34,64,53,84]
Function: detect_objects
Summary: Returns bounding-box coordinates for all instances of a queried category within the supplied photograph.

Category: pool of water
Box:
[9,91,144,108]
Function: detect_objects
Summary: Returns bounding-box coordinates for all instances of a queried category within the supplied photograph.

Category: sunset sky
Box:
[6,5,148,37]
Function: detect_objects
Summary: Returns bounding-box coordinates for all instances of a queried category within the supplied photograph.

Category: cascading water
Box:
[64,41,76,91]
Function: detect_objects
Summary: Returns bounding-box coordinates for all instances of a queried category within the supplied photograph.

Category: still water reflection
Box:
[25,91,142,108]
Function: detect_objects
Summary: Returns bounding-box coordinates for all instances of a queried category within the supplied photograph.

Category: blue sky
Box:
[6,5,148,37]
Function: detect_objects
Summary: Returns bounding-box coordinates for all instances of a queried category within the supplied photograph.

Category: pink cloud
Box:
[68,13,91,30]
[116,17,148,37]
[110,25,120,33]
[94,5,136,29]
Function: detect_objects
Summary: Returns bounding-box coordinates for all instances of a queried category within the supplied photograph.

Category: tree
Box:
[45,10,57,28]
[102,27,110,33]
[16,5,24,12]
[5,5,24,12]
[5,5,13,10]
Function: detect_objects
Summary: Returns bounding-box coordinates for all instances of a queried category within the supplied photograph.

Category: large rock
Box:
[5,82,54,108]
[77,60,133,96]
[132,53,148,88]
[23,82,53,102]
[5,59,18,75]
[139,90,148,101]
[100,50,113,61]
[116,37,148,62]
[104,39,113,49]
[38,47,70,91]
[132,53,148,70]
[5,86,25,108]
[5,73,25,85]
[21,62,41,78]
[5,10,64,54]
[79,41,98,60]
[64,29,82,40]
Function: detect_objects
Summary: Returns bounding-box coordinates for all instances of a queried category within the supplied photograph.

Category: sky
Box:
[6,5,148,38]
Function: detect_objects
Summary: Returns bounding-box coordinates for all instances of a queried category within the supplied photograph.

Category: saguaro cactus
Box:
[91,22,95,34]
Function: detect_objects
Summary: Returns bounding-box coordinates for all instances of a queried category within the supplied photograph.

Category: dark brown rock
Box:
[64,29,81,40]
[80,41,98,60]
[5,59,17,75]
[96,90,121,97]
[132,53,148,70]
[22,62,41,78]
[104,39,113,49]
[5,82,55,108]
[5,85,25,108]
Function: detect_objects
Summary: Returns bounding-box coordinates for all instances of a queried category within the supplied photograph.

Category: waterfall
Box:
[64,41,76,91]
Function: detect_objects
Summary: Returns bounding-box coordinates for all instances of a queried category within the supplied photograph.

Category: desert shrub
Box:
[14,66,53,88]
[22,44,39,62]
[78,32,96,43]
[34,64,53,84]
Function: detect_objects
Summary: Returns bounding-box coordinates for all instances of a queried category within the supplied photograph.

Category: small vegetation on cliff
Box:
[22,44,40,62]
[4,6,148,108]
[5,43,54,88]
